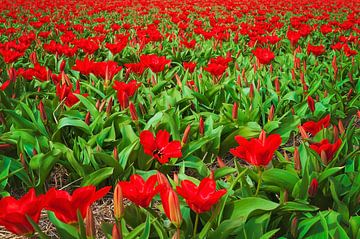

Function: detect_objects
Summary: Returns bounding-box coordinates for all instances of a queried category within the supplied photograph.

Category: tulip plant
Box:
[0,0,359,238]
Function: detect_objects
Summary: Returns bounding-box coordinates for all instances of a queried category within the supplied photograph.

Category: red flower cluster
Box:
[112,80,141,109]
[230,130,282,166]
[252,48,275,64]
[0,186,110,236]
[204,55,232,77]
[72,57,122,80]
[56,80,88,107]
[300,114,331,137]
[140,129,182,164]
[310,139,342,163]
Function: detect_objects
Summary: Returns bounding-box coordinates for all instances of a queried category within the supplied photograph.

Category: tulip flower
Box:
[252,48,275,64]
[0,188,43,236]
[118,174,160,208]
[176,177,227,214]
[140,130,182,164]
[112,80,141,110]
[307,96,315,112]
[310,139,342,164]
[230,130,282,167]
[44,185,111,224]
[300,114,331,137]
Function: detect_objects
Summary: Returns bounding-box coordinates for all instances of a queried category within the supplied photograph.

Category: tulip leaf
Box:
[318,166,344,183]
[55,117,91,135]
[75,94,99,118]
[277,201,319,212]
[223,197,279,220]
[214,167,237,180]
[139,215,151,239]
[262,168,299,191]
[81,167,114,186]
[26,215,50,239]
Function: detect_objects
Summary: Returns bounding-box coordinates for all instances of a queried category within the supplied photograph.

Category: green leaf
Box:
[139,215,151,239]
[81,167,114,186]
[76,94,100,119]
[223,197,279,220]
[262,168,299,191]
[56,117,91,135]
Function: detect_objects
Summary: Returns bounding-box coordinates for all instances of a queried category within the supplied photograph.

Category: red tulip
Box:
[307,44,325,56]
[183,62,196,73]
[45,186,111,224]
[176,177,227,214]
[310,139,342,164]
[252,48,275,64]
[140,130,182,164]
[300,114,330,137]
[118,174,160,208]
[56,81,88,107]
[113,80,141,109]
[230,130,282,166]
[0,189,43,236]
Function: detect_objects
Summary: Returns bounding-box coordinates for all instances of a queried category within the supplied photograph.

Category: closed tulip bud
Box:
[114,184,124,220]
[182,124,191,144]
[112,224,122,239]
[199,117,204,136]
[113,146,118,161]
[20,152,27,171]
[348,72,353,84]
[321,150,328,165]
[338,120,345,134]
[291,69,296,81]
[294,147,301,171]
[95,99,101,110]
[217,156,226,168]
[99,100,106,112]
[291,217,298,238]
[268,105,275,121]
[274,77,280,94]
[307,96,315,112]
[232,102,238,120]
[157,171,170,188]
[32,148,37,156]
[129,102,138,121]
[249,83,254,100]
[284,151,290,161]
[106,97,113,116]
[60,60,66,72]
[324,90,328,97]
[7,67,16,82]
[175,73,182,88]
[256,79,261,91]
[85,112,91,125]
[303,60,307,71]
[167,189,182,228]
[269,64,273,73]
[29,52,37,64]
[347,88,353,100]
[298,126,309,139]
[38,100,47,122]
[291,107,295,115]
[85,207,95,239]
[308,178,318,197]
[173,173,179,186]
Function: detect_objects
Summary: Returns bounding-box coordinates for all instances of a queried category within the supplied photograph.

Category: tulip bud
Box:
[332,55,338,79]
[232,102,238,120]
[85,206,95,239]
[291,69,296,81]
[60,60,66,72]
[321,150,328,165]
[7,67,16,82]
[347,88,353,100]
[333,126,339,142]
[38,100,47,122]
[114,184,124,220]
[249,83,254,100]
[348,72,354,84]
[284,151,290,161]
[157,171,170,188]
[32,148,37,156]
[259,130,266,144]
[175,73,182,88]
[99,100,106,112]
[95,99,100,110]
[106,97,113,116]
[85,112,91,125]
[307,96,315,112]
[291,217,298,238]
[182,124,191,145]
[29,52,37,64]
[167,189,182,228]
[112,224,122,239]
[338,120,345,134]
[129,102,138,121]
[199,117,204,136]
[217,156,226,168]
[308,178,319,198]
[274,77,280,94]
[113,146,118,161]
[173,173,179,186]
[268,105,275,121]
[20,152,27,171]
[298,126,309,139]
[294,147,301,171]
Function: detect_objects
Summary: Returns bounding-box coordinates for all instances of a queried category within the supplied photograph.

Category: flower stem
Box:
[255,167,263,196]
[193,213,199,238]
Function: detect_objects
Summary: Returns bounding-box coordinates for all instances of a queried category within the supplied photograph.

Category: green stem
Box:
[193,213,199,238]
[255,167,263,196]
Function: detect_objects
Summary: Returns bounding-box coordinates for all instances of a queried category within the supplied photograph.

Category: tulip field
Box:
[0,0,360,238]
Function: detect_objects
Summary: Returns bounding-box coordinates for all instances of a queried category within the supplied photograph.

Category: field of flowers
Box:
[0,0,359,238]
